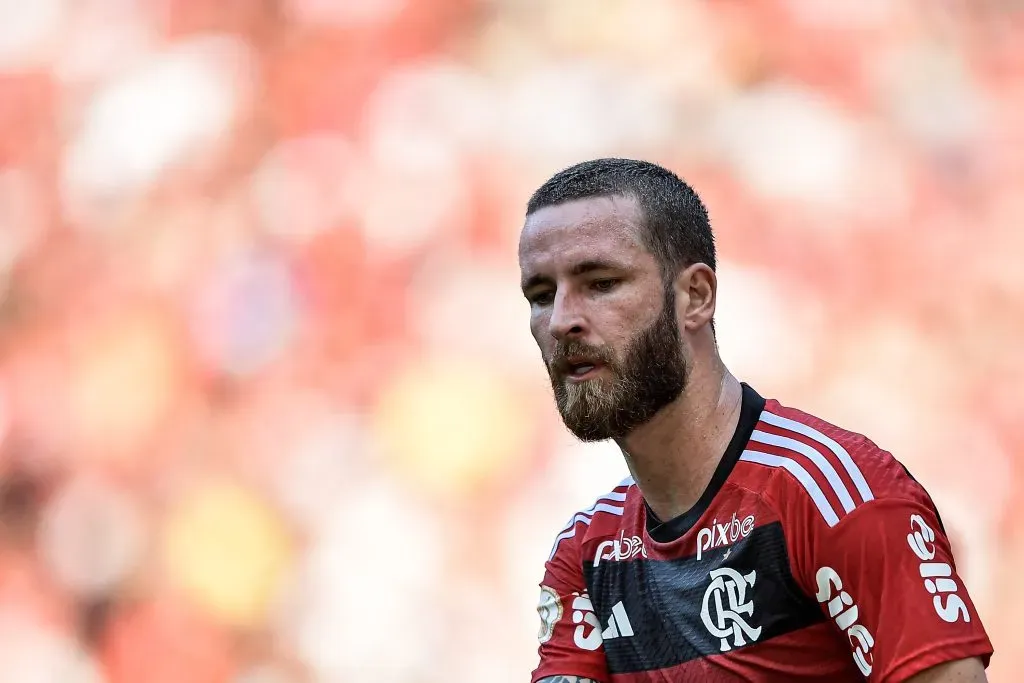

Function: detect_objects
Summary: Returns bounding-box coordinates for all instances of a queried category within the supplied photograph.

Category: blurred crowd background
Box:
[0,0,1021,681]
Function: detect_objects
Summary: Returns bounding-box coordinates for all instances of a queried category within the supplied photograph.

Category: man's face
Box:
[518,196,688,441]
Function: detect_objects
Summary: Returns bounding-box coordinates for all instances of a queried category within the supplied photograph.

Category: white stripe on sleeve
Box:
[739,449,841,527]
[750,429,857,514]
[760,411,874,504]
[546,477,632,561]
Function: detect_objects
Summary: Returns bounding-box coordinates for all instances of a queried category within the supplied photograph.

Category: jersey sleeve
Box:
[778,474,993,683]
[531,524,609,683]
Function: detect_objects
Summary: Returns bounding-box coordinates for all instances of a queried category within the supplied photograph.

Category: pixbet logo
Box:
[593,531,648,567]
[696,513,755,561]
[815,566,874,677]
[907,514,970,623]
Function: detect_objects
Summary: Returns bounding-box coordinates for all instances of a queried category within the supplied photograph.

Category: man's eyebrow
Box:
[568,259,621,276]
[521,260,623,292]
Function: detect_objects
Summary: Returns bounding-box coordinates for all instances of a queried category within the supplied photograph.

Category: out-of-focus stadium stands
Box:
[0,0,1021,680]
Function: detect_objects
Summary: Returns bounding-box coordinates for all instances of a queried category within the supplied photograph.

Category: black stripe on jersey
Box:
[582,521,823,674]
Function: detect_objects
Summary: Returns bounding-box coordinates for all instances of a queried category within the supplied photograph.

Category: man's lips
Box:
[566,364,603,381]
[555,356,606,381]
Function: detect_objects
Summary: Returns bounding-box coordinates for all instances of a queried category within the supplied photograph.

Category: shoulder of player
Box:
[545,476,635,564]
[742,399,926,526]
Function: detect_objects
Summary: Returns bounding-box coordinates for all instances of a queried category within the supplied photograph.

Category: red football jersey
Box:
[533,384,992,682]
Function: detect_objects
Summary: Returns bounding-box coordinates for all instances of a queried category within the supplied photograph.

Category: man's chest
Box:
[575,497,860,680]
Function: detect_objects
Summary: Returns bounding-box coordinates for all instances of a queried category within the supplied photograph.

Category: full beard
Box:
[549,292,688,442]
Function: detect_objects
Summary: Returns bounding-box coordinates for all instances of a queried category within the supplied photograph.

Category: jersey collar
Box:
[644,382,766,543]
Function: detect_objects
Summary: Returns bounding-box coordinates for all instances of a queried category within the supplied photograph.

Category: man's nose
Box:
[548,291,587,341]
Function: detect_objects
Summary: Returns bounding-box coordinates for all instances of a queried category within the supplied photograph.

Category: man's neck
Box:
[616,360,744,524]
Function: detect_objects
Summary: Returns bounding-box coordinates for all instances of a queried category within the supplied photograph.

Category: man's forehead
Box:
[519,195,644,254]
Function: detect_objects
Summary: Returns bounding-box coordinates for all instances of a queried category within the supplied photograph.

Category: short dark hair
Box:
[526,158,715,280]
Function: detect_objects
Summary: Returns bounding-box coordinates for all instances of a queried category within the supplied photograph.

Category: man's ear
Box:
[672,262,716,331]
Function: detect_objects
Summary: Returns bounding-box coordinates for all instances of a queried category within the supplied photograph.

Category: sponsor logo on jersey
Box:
[696,513,755,560]
[569,592,634,650]
[815,566,874,676]
[600,601,635,641]
[593,530,648,567]
[907,514,970,623]
[571,592,604,651]
[700,567,762,651]
[536,585,562,644]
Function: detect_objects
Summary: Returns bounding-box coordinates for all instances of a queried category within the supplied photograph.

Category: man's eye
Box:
[591,279,619,293]
[529,291,554,306]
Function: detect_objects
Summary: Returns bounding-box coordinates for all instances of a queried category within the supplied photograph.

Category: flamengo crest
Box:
[700,567,763,652]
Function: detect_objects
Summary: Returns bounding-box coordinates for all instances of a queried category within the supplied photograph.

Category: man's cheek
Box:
[530,318,550,347]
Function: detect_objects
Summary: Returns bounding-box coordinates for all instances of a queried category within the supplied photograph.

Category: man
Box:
[519,159,993,682]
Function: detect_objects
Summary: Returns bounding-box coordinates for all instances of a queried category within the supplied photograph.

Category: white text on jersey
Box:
[571,592,603,651]
[593,530,648,567]
[571,593,634,650]
[697,513,755,561]
[907,514,970,623]
[815,566,874,677]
